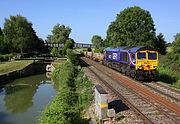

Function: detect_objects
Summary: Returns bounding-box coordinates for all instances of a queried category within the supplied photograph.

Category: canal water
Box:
[0,73,58,124]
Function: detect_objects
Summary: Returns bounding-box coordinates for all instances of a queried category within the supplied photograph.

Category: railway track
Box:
[143,82,180,104]
[81,57,180,124]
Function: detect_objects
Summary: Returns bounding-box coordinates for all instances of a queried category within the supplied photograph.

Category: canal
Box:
[0,73,57,124]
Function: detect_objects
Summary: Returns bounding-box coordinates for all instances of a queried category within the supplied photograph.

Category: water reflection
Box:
[46,72,60,92]
[2,74,47,113]
[0,73,58,124]
[46,72,52,79]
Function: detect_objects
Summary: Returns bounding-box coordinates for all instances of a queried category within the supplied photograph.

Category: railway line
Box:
[81,57,180,124]
[143,82,180,104]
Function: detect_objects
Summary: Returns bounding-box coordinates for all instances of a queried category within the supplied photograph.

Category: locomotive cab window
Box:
[148,52,157,60]
[137,52,146,60]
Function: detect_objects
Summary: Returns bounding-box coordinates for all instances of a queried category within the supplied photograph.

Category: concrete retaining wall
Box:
[0,62,47,84]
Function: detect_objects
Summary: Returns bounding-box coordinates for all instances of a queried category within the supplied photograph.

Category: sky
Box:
[0,0,180,43]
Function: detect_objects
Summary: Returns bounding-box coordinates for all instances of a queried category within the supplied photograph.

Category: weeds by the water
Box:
[38,62,93,124]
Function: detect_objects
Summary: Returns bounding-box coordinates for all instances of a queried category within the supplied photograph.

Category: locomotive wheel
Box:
[135,70,145,81]
[130,69,135,78]
[126,66,131,76]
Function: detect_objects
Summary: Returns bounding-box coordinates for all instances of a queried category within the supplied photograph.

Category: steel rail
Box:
[82,57,180,124]
[81,58,153,124]
[143,83,180,102]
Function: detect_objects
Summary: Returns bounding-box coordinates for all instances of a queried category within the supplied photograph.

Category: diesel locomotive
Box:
[84,46,159,80]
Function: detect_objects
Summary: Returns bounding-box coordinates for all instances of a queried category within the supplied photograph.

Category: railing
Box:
[45,43,94,48]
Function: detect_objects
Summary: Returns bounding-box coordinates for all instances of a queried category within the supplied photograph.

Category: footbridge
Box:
[45,42,94,48]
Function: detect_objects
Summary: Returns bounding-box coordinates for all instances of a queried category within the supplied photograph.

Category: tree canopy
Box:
[172,33,180,53]
[155,33,167,55]
[63,38,74,55]
[47,24,71,44]
[0,27,3,39]
[3,15,42,53]
[0,27,4,53]
[106,6,156,48]
[91,35,103,49]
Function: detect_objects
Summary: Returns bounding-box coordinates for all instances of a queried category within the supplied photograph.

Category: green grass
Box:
[0,60,33,76]
[171,82,180,89]
[51,60,67,68]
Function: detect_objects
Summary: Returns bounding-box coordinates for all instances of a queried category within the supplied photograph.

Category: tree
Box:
[106,6,156,47]
[51,48,60,57]
[32,38,45,53]
[91,35,103,49]
[0,27,4,53]
[47,24,71,43]
[172,33,180,53]
[67,49,79,65]
[155,33,167,55]
[63,39,74,55]
[3,15,40,53]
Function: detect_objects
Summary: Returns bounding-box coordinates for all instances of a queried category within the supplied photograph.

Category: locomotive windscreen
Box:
[137,52,146,60]
[148,52,157,60]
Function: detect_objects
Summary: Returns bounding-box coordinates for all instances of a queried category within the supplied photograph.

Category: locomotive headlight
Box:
[138,66,142,69]
[153,66,157,69]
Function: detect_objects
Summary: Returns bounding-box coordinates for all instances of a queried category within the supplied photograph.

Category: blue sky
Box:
[0,0,179,43]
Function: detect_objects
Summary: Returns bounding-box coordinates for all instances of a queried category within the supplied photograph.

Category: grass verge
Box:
[51,59,67,68]
[38,62,93,124]
[0,60,33,76]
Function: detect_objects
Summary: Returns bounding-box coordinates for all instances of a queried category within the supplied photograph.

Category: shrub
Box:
[20,53,34,58]
[50,48,63,57]
[87,48,92,52]
[67,49,79,65]
[159,53,180,71]
[94,47,104,53]
[38,62,80,124]
[0,53,14,62]
[38,61,93,123]
[75,69,93,110]
[62,40,74,55]
[158,53,180,88]
[0,54,3,62]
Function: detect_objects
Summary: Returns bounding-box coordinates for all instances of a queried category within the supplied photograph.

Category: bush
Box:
[75,69,93,110]
[94,47,104,53]
[0,53,14,62]
[158,53,180,88]
[20,53,34,58]
[159,53,180,71]
[87,48,92,52]
[62,40,74,55]
[67,49,79,65]
[38,62,93,123]
[39,62,79,124]
[0,54,3,62]
[50,48,63,57]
